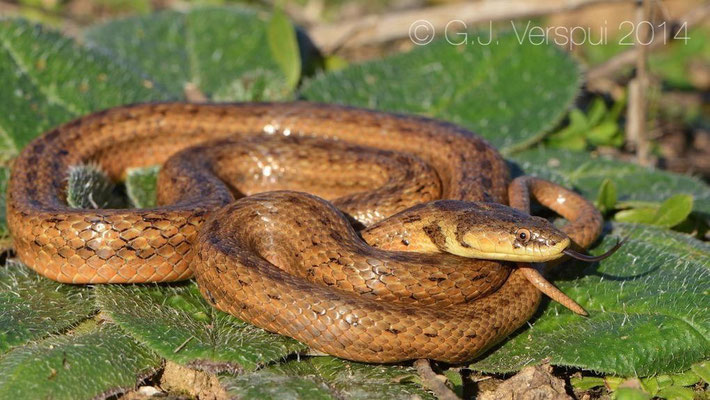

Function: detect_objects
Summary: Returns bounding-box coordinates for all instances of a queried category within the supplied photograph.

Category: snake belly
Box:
[8,102,541,363]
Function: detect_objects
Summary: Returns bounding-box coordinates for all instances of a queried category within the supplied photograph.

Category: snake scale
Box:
[7,102,607,363]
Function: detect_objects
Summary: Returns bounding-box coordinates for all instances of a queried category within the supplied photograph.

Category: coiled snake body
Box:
[7,102,604,363]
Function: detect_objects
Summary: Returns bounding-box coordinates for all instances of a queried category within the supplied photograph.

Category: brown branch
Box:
[0,0,20,16]
[625,0,652,165]
[413,359,460,400]
[308,0,635,53]
[587,3,710,80]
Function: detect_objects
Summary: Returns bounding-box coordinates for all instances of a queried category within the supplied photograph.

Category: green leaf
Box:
[667,370,702,387]
[641,375,661,395]
[544,107,594,150]
[126,165,160,208]
[604,376,626,391]
[267,6,301,90]
[614,207,658,224]
[324,55,348,71]
[568,108,590,130]
[595,178,617,214]
[219,357,434,400]
[641,377,701,400]
[613,387,652,400]
[616,200,661,209]
[0,261,95,354]
[691,361,710,384]
[655,386,696,400]
[95,282,306,372]
[571,376,606,391]
[510,148,710,215]
[442,369,464,398]
[0,324,161,400]
[641,372,700,395]
[546,131,587,150]
[0,18,170,156]
[587,121,619,146]
[84,7,293,101]
[586,98,607,126]
[302,31,581,153]
[614,195,694,228]
[550,124,582,142]
[652,194,694,228]
[470,223,710,376]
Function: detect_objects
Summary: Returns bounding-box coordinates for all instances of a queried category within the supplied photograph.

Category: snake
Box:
[6,102,618,363]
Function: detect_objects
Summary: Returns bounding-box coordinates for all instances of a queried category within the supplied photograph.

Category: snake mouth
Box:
[562,237,626,262]
[460,237,571,262]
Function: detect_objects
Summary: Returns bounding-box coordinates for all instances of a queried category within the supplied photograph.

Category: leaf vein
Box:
[0,33,82,116]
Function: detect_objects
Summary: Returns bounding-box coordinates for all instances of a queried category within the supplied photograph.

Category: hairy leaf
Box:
[0,18,170,156]
[0,324,161,400]
[84,7,291,101]
[66,164,125,209]
[302,31,580,152]
[95,282,306,372]
[0,261,94,354]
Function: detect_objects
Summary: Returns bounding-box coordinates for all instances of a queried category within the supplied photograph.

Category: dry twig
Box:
[625,0,652,166]
[414,359,460,400]
[308,0,635,53]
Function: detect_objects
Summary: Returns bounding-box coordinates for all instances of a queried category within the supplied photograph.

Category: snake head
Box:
[426,201,571,262]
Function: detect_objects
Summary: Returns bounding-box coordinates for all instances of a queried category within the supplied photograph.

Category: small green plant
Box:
[614,194,694,228]
[546,96,626,150]
[594,179,698,232]
[571,361,708,400]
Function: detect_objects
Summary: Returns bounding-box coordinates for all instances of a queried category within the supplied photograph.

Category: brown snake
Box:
[7,102,614,363]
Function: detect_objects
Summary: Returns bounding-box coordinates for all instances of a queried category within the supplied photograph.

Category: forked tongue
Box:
[562,237,626,262]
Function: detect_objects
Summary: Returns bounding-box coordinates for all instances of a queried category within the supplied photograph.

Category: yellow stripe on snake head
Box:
[377,200,572,262]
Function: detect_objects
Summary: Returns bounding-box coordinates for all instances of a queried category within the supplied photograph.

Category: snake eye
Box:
[516,228,531,244]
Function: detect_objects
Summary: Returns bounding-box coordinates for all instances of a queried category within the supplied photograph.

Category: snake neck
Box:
[361,202,465,254]
[362,200,570,262]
